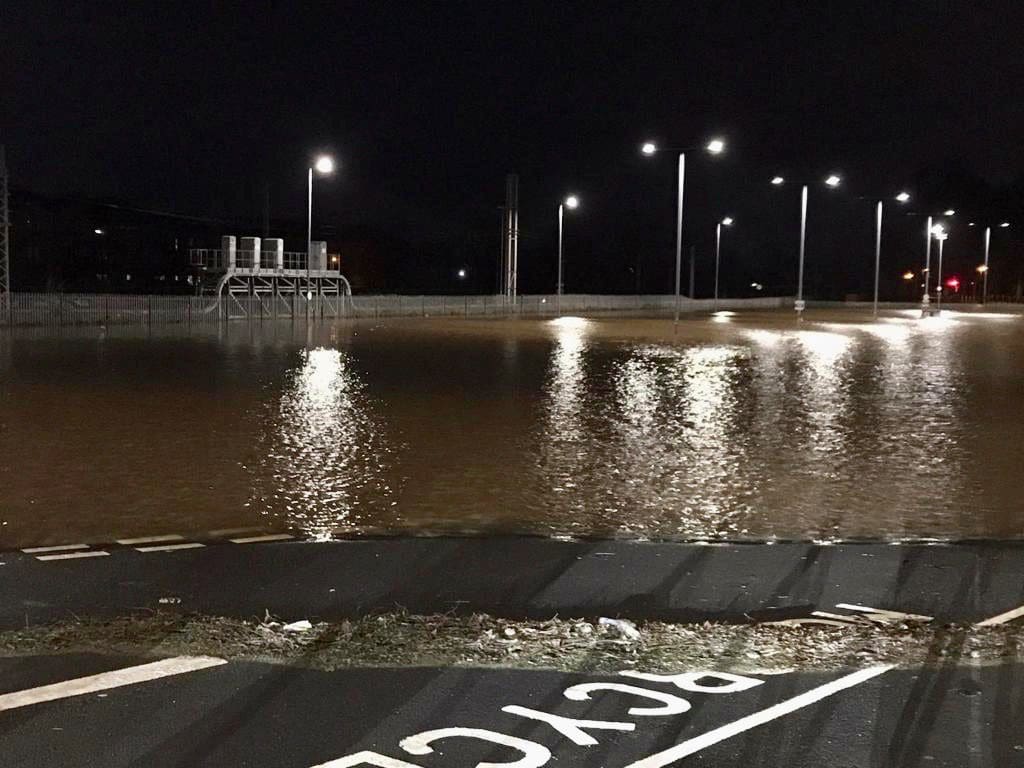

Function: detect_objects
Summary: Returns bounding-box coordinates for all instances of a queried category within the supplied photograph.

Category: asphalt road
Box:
[2,537,1024,628]
[1,653,1022,767]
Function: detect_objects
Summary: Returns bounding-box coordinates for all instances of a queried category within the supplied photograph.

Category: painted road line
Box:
[209,526,266,537]
[229,533,296,544]
[976,604,1024,628]
[116,534,185,545]
[36,550,110,562]
[21,544,89,554]
[834,603,934,623]
[0,656,227,713]
[135,542,205,553]
[810,611,860,624]
[622,666,893,768]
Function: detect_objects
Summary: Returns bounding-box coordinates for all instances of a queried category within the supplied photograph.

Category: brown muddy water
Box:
[1,308,1022,547]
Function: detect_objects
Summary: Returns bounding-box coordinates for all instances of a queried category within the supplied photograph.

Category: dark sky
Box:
[4,1,1023,293]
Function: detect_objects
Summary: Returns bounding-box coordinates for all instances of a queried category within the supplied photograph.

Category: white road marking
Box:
[135,542,205,553]
[36,551,110,562]
[209,526,265,537]
[975,604,1024,628]
[0,656,227,712]
[229,533,295,544]
[834,603,933,622]
[22,544,89,554]
[763,617,851,628]
[810,611,860,623]
[116,534,185,545]
[621,666,893,768]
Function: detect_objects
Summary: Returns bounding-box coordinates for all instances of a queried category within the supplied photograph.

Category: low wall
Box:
[3,293,791,327]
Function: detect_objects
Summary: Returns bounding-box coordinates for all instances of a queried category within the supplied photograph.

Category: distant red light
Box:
[945,276,960,292]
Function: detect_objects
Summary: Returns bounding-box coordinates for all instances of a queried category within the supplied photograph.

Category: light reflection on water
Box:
[0,309,1022,545]
[251,345,399,537]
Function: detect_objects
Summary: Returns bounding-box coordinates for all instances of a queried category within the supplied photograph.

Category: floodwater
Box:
[1,308,1022,547]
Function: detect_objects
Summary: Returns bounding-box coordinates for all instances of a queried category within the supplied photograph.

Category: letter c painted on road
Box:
[401,727,551,768]
[619,670,764,694]
[563,682,692,716]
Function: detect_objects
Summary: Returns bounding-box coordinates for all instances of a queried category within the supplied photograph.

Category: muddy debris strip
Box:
[2,610,1022,673]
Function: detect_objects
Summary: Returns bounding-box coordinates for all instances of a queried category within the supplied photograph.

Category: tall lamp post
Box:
[556,194,580,315]
[641,137,726,327]
[871,190,912,318]
[307,155,335,284]
[713,216,734,310]
[932,224,948,313]
[770,173,841,319]
[980,222,1010,304]
[921,209,955,315]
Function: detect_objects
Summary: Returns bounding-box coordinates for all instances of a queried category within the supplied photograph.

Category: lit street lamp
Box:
[978,222,1011,304]
[556,194,579,314]
[932,224,948,312]
[641,136,726,326]
[771,173,842,318]
[714,216,734,310]
[920,208,954,314]
[307,154,336,284]
[871,190,911,318]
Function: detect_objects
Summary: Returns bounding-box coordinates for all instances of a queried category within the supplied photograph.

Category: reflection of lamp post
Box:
[642,137,726,326]
[713,216,733,310]
[770,173,841,319]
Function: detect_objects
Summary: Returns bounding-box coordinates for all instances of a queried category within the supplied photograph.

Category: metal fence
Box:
[3,292,791,327]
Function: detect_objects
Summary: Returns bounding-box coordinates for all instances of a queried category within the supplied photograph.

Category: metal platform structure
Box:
[189,235,353,319]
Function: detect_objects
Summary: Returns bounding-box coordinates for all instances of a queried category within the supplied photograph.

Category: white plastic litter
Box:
[282,620,313,632]
[598,617,641,640]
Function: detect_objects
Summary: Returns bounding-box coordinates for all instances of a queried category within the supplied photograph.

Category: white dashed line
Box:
[209,526,266,537]
[0,656,227,712]
[116,534,185,545]
[36,551,110,562]
[834,603,934,623]
[976,604,1024,628]
[22,544,89,554]
[229,533,295,544]
[622,666,893,768]
[135,542,205,553]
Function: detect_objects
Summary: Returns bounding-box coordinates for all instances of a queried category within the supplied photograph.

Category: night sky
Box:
[4,1,1023,295]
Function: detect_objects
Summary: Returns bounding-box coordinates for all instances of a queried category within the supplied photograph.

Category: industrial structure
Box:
[189,235,352,319]
[0,146,10,320]
[498,173,519,298]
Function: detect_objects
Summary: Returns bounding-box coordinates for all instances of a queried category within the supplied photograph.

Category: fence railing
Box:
[1,293,793,327]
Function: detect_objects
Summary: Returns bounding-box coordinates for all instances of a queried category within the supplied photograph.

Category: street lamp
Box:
[920,209,954,314]
[641,136,726,326]
[307,154,336,284]
[980,222,1010,304]
[771,173,841,318]
[871,189,911,318]
[932,224,948,312]
[556,194,580,314]
[714,216,734,310]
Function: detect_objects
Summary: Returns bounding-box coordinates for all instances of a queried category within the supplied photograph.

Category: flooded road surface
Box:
[1,308,1022,546]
